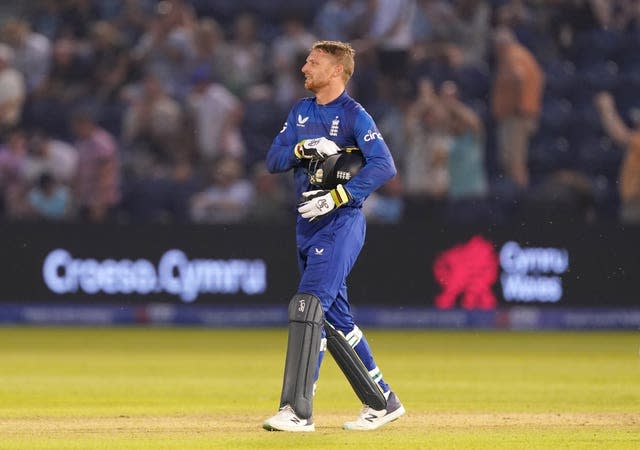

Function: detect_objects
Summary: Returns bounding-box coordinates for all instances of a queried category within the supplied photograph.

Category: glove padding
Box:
[294,137,340,160]
[297,184,351,222]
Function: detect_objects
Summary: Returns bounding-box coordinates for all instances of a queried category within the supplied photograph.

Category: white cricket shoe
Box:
[262,405,315,432]
[343,391,406,430]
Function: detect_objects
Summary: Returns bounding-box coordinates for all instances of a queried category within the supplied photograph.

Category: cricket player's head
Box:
[302,40,355,94]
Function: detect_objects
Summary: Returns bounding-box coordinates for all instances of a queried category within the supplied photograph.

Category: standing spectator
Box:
[271,16,316,109]
[189,156,254,223]
[122,72,185,173]
[452,0,491,65]
[403,78,451,217]
[521,169,597,224]
[188,18,229,89]
[240,83,286,168]
[440,81,488,199]
[364,0,417,78]
[594,91,640,224]
[246,161,291,223]
[26,0,65,40]
[313,0,368,42]
[0,18,51,94]
[26,172,72,221]
[186,67,245,163]
[0,127,29,218]
[440,80,488,222]
[410,0,455,43]
[56,0,100,39]
[362,174,405,223]
[119,156,198,224]
[26,36,90,138]
[549,0,612,58]
[70,111,120,222]
[130,0,195,99]
[23,131,78,185]
[0,44,26,134]
[87,20,131,102]
[225,13,266,97]
[490,26,544,189]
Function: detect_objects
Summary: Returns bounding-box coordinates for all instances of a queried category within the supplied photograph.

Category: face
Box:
[301,49,339,93]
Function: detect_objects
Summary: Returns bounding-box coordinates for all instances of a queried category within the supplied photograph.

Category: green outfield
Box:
[0,327,638,449]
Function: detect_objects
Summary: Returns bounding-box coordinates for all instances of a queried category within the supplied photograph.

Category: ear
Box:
[333,64,344,79]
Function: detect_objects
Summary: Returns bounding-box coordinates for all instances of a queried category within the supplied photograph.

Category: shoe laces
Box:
[357,404,378,419]
[277,405,296,418]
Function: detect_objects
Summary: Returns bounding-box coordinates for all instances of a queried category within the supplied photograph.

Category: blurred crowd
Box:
[0,0,639,225]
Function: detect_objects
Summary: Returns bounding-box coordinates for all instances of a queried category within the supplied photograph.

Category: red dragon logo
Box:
[433,235,498,310]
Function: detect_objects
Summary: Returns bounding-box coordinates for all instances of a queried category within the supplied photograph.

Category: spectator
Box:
[0,0,634,226]
[440,80,488,204]
[189,156,254,223]
[188,17,229,89]
[122,71,185,174]
[271,16,316,108]
[362,174,405,224]
[26,36,90,138]
[70,110,120,222]
[521,169,597,224]
[26,172,73,221]
[164,157,200,223]
[452,0,491,65]
[26,0,65,40]
[56,0,100,39]
[549,0,612,58]
[224,13,266,97]
[240,83,286,168]
[23,131,78,185]
[119,156,199,224]
[130,0,196,99]
[87,20,132,102]
[410,0,460,51]
[0,18,51,94]
[246,161,291,223]
[490,26,544,189]
[364,0,417,78]
[0,44,26,134]
[0,127,29,218]
[403,78,451,218]
[111,0,156,46]
[186,66,245,163]
[365,75,410,166]
[594,91,640,224]
[313,0,368,42]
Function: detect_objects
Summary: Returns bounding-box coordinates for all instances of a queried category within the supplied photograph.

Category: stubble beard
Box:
[304,76,317,93]
[304,76,329,94]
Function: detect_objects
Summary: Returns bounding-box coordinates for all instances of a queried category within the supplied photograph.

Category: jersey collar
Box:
[316,90,348,107]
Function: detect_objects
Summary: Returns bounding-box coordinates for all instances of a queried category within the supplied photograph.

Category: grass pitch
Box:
[0,327,638,449]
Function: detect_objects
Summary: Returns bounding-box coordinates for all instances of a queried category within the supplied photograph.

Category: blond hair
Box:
[311,40,355,83]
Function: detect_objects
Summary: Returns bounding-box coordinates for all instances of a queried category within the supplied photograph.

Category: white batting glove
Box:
[294,137,341,160]
[297,184,351,222]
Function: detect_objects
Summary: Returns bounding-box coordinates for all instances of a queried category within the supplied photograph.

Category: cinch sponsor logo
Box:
[42,249,267,303]
[363,129,383,142]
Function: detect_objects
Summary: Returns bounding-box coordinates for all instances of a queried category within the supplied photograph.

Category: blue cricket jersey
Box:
[266,90,396,236]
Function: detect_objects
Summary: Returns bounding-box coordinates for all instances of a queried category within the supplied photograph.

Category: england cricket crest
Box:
[330,116,340,136]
